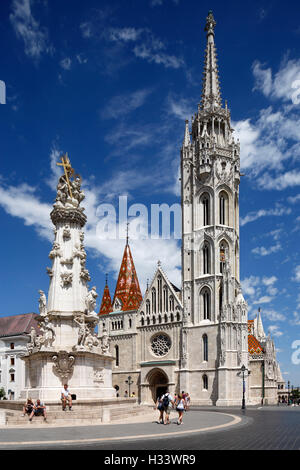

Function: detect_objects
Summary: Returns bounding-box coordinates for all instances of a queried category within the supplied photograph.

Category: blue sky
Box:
[1,0,300,384]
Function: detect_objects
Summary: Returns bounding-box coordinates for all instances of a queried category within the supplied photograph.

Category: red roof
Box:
[0,313,40,337]
[112,243,143,312]
[248,334,264,355]
[99,283,113,315]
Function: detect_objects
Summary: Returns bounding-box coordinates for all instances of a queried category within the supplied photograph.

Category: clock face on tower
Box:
[150,334,171,357]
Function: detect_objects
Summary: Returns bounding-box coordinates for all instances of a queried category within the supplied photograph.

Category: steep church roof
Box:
[112,241,143,312]
[98,277,113,315]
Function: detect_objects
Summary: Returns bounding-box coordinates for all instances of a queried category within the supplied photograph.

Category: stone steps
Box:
[3,405,149,427]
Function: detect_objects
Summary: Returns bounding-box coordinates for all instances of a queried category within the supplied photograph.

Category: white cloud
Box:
[10,0,51,61]
[109,27,144,43]
[253,296,273,305]
[100,89,152,120]
[240,205,291,226]
[258,170,300,190]
[0,183,52,240]
[292,265,300,283]
[268,325,283,337]
[288,194,300,204]
[262,309,286,322]
[60,57,72,70]
[253,57,300,103]
[252,243,281,256]
[262,276,278,286]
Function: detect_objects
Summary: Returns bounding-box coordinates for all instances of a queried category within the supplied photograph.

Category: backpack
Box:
[162,393,170,408]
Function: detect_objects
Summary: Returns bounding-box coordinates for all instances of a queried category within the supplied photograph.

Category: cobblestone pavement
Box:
[0,406,299,450]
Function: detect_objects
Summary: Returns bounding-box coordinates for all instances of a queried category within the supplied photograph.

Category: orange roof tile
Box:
[113,242,142,312]
[99,282,113,316]
[248,334,264,355]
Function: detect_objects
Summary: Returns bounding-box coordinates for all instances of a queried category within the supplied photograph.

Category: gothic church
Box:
[97,12,284,406]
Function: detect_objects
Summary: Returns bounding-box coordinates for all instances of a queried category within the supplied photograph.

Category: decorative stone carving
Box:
[80,268,91,282]
[38,290,47,316]
[52,351,75,381]
[61,272,73,288]
[49,242,62,259]
[94,368,104,384]
[60,257,74,266]
[62,225,71,240]
[46,267,53,278]
[73,243,86,262]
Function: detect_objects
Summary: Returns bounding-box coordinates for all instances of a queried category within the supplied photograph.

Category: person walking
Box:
[155,394,165,424]
[175,393,186,425]
[161,389,174,425]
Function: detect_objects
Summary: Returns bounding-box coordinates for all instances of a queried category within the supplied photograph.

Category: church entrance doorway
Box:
[145,368,169,403]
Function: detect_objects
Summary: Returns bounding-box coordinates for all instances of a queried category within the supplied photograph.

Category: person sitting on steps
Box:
[61,383,73,411]
[29,399,47,422]
[22,398,34,417]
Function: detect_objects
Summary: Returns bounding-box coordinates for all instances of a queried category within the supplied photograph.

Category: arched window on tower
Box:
[219,191,229,225]
[202,242,210,275]
[203,335,208,361]
[146,299,150,315]
[200,193,210,226]
[200,287,211,320]
[219,240,228,274]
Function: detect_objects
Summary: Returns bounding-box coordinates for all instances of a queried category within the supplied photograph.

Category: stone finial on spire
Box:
[201,11,222,110]
[205,10,216,36]
[183,119,191,147]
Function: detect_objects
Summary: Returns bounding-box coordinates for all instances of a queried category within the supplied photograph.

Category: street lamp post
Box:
[125,375,133,397]
[240,364,250,410]
[287,380,290,406]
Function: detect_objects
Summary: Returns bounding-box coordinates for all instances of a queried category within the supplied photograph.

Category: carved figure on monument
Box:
[38,290,47,316]
[39,317,55,348]
[101,328,110,355]
[74,315,89,348]
[85,286,98,316]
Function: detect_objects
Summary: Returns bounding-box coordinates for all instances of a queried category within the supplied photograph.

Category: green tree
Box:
[0,387,6,400]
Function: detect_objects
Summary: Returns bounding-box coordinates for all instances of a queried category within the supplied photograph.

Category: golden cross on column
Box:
[56,152,74,198]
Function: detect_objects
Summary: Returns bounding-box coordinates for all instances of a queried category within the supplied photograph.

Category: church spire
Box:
[112,240,143,312]
[98,274,113,315]
[201,11,222,110]
[183,119,191,147]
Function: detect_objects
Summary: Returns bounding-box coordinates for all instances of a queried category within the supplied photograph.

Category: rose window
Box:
[151,334,171,357]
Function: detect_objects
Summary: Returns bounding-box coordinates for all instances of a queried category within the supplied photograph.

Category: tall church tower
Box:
[180,11,248,405]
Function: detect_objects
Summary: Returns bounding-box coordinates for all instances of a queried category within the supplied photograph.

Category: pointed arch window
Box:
[200,193,210,226]
[201,287,211,320]
[146,299,150,315]
[163,286,168,312]
[203,335,208,361]
[152,288,156,314]
[202,242,210,274]
[219,191,229,225]
[169,295,174,312]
